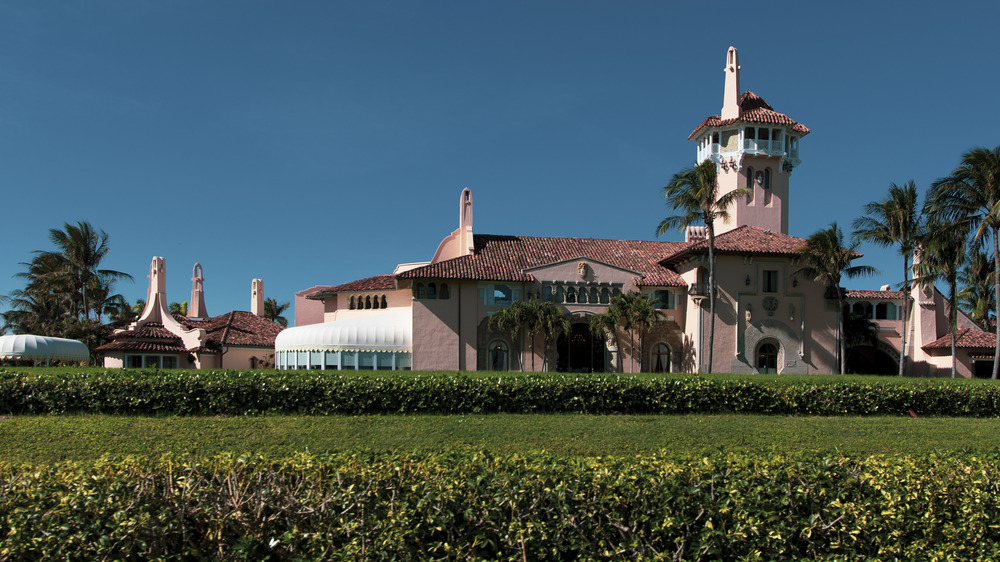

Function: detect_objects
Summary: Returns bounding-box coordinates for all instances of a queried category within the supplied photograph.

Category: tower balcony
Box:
[742,138,787,156]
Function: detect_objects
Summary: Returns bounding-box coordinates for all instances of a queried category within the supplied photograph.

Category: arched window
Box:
[365,295,372,309]
[381,295,388,308]
[763,167,771,190]
[757,342,779,374]
[578,287,587,304]
[349,296,356,310]
[428,283,437,299]
[745,166,755,204]
[566,287,577,304]
[555,286,564,303]
[373,295,381,309]
[439,283,450,300]
[488,340,509,371]
[590,288,599,304]
[600,288,610,304]
[651,343,671,373]
[415,283,425,299]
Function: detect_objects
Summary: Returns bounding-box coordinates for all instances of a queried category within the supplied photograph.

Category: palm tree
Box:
[930,146,1000,378]
[537,301,570,371]
[914,214,968,378]
[169,301,188,317]
[852,181,922,376]
[588,292,662,373]
[42,222,133,321]
[958,252,995,331]
[798,223,877,374]
[488,299,533,371]
[589,308,622,372]
[657,160,748,373]
[263,298,290,327]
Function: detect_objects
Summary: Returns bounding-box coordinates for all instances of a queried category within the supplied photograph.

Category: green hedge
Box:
[1,450,999,560]
[2,368,1000,416]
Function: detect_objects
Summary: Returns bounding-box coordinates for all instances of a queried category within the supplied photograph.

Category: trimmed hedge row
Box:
[2,368,1000,416]
[2,450,999,560]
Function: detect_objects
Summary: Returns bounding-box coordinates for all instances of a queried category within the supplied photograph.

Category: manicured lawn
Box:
[3,413,999,463]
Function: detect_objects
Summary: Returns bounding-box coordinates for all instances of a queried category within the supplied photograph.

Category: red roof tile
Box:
[112,324,179,339]
[688,91,810,140]
[180,311,284,348]
[923,328,997,350]
[662,226,807,264]
[307,274,397,298]
[844,290,905,300]
[95,340,189,353]
[397,234,688,287]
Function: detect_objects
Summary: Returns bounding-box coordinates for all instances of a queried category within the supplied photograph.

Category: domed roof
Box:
[0,334,90,361]
[275,308,412,353]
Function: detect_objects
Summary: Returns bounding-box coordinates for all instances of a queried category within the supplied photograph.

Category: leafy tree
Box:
[958,252,995,331]
[263,298,290,327]
[798,223,877,374]
[169,301,188,317]
[657,160,748,373]
[914,214,968,377]
[589,292,662,373]
[852,181,922,376]
[930,146,1000,378]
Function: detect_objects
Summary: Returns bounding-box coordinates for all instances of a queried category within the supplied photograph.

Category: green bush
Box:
[2,368,1000,416]
[1,450,999,560]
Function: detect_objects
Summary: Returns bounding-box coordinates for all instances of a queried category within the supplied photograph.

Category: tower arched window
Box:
[745,166,755,205]
[415,283,425,299]
[764,167,771,190]
[428,283,437,299]
[439,283,450,300]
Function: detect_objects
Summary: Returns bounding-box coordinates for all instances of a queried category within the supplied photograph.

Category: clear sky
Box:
[1,1,997,324]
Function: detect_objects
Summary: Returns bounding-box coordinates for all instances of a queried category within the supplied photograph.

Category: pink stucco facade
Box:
[284,46,990,377]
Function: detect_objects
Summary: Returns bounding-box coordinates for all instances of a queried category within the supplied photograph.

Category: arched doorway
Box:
[651,343,671,373]
[556,323,606,372]
[756,341,779,374]
[487,340,509,371]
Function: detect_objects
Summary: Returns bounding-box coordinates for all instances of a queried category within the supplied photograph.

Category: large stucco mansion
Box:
[275,47,992,377]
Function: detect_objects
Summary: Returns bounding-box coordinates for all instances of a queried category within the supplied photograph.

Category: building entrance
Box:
[556,323,606,372]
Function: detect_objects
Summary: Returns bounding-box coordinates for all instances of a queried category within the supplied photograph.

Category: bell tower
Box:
[688,47,809,235]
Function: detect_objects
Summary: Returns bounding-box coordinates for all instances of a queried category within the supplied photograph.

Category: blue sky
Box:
[1,1,997,324]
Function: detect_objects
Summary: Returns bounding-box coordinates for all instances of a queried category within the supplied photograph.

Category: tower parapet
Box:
[688,47,810,235]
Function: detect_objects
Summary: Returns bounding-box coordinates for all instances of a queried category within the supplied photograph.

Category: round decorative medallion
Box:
[762,296,779,316]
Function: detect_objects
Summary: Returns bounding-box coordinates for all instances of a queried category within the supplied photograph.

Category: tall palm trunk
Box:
[899,259,908,377]
[837,292,846,375]
[994,231,999,379]
[707,226,716,373]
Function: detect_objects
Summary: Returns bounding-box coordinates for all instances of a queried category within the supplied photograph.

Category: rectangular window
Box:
[652,290,675,310]
[763,270,779,293]
[162,356,177,369]
[127,355,143,369]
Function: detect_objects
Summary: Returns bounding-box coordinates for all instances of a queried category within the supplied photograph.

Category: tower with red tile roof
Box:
[689,46,809,236]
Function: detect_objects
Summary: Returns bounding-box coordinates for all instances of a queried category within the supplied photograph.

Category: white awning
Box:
[275,308,412,353]
[0,334,90,361]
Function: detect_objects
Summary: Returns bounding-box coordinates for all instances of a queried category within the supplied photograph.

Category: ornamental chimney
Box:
[251,279,264,316]
[721,46,741,120]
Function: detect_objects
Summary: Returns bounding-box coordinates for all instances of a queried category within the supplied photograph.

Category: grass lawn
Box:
[3,413,999,463]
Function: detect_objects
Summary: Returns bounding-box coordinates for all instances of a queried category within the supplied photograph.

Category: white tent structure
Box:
[275,308,412,370]
[0,334,90,365]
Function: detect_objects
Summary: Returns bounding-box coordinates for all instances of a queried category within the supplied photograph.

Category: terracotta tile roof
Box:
[95,340,188,353]
[844,290,905,300]
[397,234,688,287]
[307,274,397,298]
[180,311,284,348]
[661,226,807,264]
[112,324,179,339]
[923,328,998,350]
[688,91,810,140]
